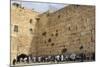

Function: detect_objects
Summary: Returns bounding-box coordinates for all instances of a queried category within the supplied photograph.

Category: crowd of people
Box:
[12,53,95,65]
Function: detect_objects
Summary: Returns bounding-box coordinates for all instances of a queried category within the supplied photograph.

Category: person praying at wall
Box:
[13,58,16,65]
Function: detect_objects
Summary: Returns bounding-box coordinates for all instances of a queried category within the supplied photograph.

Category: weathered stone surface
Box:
[30,5,95,56]
[11,4,95,64]
[11,5,39,64]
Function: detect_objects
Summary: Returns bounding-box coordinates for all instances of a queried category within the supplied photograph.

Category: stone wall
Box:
[11,5,39,64]
[30,5,95,56]
[11,4,95,64]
